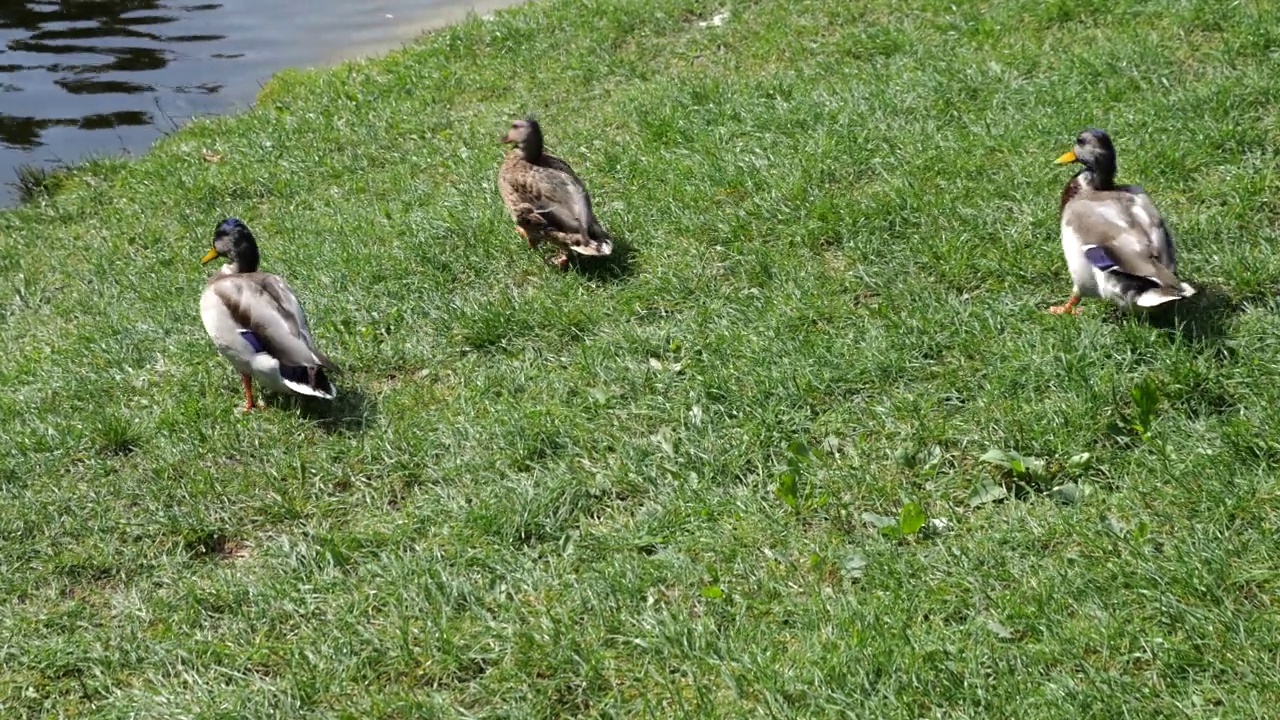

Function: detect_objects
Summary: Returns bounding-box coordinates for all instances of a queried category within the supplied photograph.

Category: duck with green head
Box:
[1051,129,1194,315]
[199,218,337,410]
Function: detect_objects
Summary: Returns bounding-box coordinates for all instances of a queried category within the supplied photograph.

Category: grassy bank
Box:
[4,0,1280,715]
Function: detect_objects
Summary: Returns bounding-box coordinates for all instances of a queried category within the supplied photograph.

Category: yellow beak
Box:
[1054,150,1077,165]
[200,247,219,264]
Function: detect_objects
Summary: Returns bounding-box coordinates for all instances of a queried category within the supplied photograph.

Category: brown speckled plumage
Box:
[497,118,613,266]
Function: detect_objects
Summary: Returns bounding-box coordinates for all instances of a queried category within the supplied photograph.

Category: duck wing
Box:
[1117,185,1178,272]
[1063,192,1183,290]
[500,153,603,237]
[209,273,336,371]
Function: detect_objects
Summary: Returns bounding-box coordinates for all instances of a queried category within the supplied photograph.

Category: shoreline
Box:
[325,0,528,64]
[2,0,527,208]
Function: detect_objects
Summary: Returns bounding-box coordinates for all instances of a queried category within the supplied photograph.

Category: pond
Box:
[0,0,513,206]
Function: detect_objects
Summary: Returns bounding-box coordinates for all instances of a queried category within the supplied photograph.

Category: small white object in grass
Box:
[698,10,729,27]
[924,517,952,536]
[987,619,1015,640]
[647,358,683,372]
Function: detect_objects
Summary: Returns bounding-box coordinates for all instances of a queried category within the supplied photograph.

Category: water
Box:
[0,0,511,205]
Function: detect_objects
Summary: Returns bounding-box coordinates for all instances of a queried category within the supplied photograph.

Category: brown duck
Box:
[498,118,613,268]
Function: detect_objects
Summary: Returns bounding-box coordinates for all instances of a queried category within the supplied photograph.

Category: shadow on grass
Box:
[1110,282,1242,353]
[568,234,637,282]
[1156,283,1241,346]
[274,386,378,434]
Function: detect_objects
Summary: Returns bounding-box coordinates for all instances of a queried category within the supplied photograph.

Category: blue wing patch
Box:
[1082,245,1118,272]
[239,329,266,354]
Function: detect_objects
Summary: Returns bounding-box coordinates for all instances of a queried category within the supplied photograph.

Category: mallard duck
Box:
[498,117,613,269]
[199,218,337,410]
[1050,129,1195,314]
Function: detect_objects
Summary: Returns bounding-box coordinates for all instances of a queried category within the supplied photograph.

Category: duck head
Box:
[502,117,544,161]
[1055,129,1117,188]
[201,217,260,273]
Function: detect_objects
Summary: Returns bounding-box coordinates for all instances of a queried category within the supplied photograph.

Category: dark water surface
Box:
[0,0,505,205]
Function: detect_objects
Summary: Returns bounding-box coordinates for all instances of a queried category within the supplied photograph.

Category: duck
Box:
[1050,129,1195,314]
[199,218,337,410]
[498,117,613,269]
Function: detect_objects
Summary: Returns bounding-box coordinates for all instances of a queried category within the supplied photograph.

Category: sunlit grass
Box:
[3,0,1280,715]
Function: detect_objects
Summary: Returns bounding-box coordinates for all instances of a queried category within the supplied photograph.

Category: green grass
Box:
[4,0,1280,715]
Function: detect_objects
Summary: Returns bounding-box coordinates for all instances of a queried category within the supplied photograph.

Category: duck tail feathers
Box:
[280,365,337,399]
[1135,282,1195,308]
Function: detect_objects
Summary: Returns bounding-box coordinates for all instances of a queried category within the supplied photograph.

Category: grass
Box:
[3,0,1280,715]
[10,162,66,205]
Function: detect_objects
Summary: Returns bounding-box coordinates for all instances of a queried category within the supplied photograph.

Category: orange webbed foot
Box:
[238,373,258,412]
[1048,295,1081,315]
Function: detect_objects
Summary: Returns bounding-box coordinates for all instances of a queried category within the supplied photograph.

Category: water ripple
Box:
[0,1,224,149]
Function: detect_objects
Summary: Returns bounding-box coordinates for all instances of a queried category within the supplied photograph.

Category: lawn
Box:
[3,0,1280,715]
